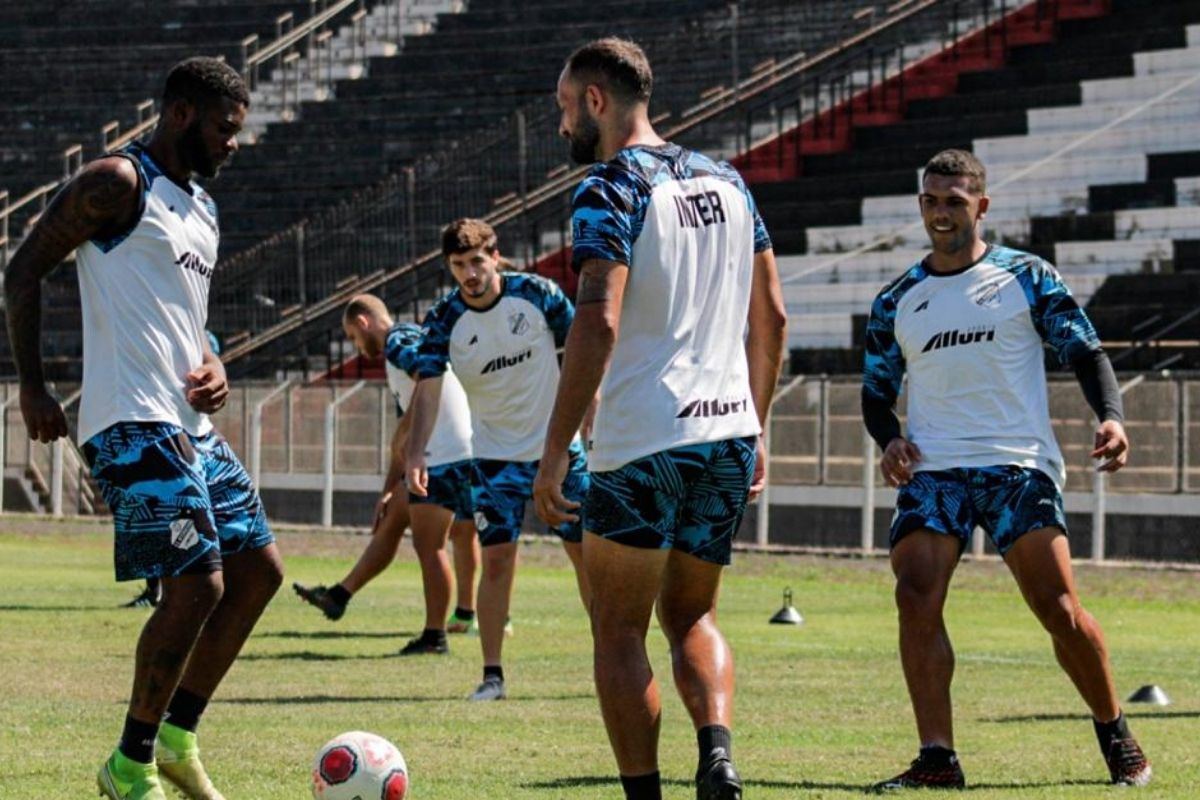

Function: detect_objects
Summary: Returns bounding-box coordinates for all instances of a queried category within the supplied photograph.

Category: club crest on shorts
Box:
[169,517,199,550]
[474,511,490,532]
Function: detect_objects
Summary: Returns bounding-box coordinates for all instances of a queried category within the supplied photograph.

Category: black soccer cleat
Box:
[872,752,965,792]
[121,582,161,609]
[398,635,449,656]
[1104,737,1151,786]
[292,582,346,621]
[696,750,742,800]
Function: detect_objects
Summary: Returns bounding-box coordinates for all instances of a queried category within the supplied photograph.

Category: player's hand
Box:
[533,450,579,527]
[1092,419,1129,473]
[748,434,767,501]
[19,384,69,443]
[406,456,429,497]
[880,437,922,487]
[373,491,393,530]
[185,358,229,414]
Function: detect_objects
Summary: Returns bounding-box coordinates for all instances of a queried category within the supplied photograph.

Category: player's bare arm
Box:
[374,408,414,524]
[4,156,139,442]
[744,248,787,496]
[533,259,628,526]
[403,375,443,496]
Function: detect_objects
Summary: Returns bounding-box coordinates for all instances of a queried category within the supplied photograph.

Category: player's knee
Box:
[894,575,944,621]
[481,546,514,577]
[1033,594,1083,638]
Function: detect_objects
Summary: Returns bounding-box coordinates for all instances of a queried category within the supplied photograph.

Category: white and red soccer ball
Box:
[311,731,408,800]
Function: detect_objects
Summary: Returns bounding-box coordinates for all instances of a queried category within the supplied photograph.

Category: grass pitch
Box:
[0,516,1197,799]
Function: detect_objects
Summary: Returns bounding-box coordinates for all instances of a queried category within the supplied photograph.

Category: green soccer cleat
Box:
[97,752,167,800]
[446,609,478,634]
[156,724,226,800]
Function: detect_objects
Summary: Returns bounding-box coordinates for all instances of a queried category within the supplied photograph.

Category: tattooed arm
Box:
[533,259,628,525]
[4,156,140,442]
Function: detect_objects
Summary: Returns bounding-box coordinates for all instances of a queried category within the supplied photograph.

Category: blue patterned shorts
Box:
[891,465,1067,555]
[470,440,589,547]
[583,436,757,566]
[409,458,474,520]
[82,422,273,581]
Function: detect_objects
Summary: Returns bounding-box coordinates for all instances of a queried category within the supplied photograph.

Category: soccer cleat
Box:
[292,582,346,621]
[872,753,965,792]
[446,610,478,634]
[156,725,226,800]
[398,635,449,656]
[467,616,514,637]
[468,676,506,701]
[97,754,167,800]
[1104,738,1152,786]
[696,750,743,800]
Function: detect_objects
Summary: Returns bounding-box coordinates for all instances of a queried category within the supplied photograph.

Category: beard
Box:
[567,113,602,165]
[178,120,220,179]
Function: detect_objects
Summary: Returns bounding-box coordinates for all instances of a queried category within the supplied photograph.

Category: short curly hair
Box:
[441,218,498,257]
[163,56,250,109]
[923,149,986,195]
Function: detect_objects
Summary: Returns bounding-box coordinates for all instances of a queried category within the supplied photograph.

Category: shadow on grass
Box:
[522,777,869,792]
[0,604,113,611]
[986,710,1199,723]
[963,779,1111,791]
[239,650,398,661]
[216,694,461,705]
[257,630,409,640]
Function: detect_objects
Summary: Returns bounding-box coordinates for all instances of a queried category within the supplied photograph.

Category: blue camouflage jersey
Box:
[414,273,573,462]
[862,244,1102,487]
[570,142,772,471]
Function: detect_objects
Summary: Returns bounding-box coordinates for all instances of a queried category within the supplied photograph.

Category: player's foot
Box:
[468,676,506,701]
[467,616,513,637]
[872,751,965,792]
[696,750,742,800]
[1104,737,1151,786]
[156,723,226,800]
[292,582,346,621]
[97,752,167,800]
[121,583,160,609]
[398,634,449,656]
[446,609,477,634]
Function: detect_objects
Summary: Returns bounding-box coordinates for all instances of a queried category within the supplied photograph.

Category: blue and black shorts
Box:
[583,436,757,566]
[470,440,589,547]
[890,465,1067,555]
[82,421,273,581]
[410,458,474,520]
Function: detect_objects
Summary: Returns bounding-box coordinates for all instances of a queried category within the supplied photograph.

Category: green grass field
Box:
[0,517,1197,799]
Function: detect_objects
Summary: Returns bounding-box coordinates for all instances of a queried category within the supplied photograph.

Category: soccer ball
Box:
[311,731,408,800]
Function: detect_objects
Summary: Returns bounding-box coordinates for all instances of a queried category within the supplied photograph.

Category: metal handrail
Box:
[245,0,360,70]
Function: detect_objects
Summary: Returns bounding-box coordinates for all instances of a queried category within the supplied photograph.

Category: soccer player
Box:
[4,58,283,800]
[293,294,481,653]
[405,218,591,701]
[533,38,786,800]
[861,149,1151,790]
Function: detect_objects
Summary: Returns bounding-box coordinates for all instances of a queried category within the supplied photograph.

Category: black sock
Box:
[327,584,352,606]
[484,665,504,682]
[619,771,662,800]
[118,715,159,764]
[453,607,475,621]
[1094,711,1132,754]
[421,628,447,644]
[919,745,957,768]
[164,687,208,733]
[698,724,733,763]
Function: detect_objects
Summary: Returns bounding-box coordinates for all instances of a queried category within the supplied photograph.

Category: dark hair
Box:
[441,218,499,257]
[565,37,653,104]
[923,149,986,194]
[163,57,250,110]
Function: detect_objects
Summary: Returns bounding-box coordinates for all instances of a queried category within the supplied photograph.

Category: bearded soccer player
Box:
[534,38,786,800]
[862,148,1150,790]
[405,218,591,702]
[4,58,283,800]
[294,294,481,651]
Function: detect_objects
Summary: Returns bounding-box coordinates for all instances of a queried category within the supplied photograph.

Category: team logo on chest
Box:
[508,312,529,336]
[970,279,1003,309]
